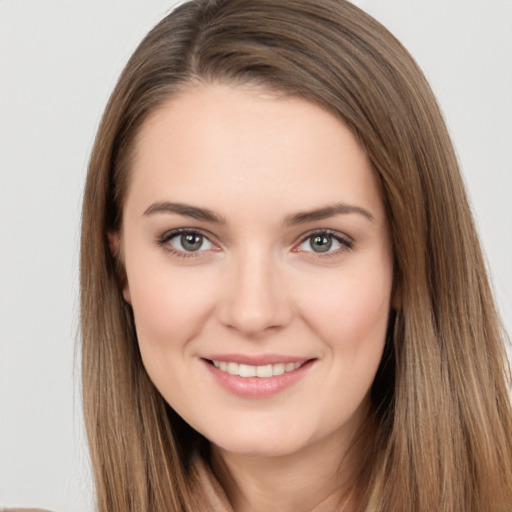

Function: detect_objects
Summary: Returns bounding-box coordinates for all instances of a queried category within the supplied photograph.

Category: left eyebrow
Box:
[284,203,375,226]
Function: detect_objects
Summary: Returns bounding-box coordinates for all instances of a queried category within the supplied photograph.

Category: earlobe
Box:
[108,230,121,257]
[122,286,132,304]
[107,231,132,305]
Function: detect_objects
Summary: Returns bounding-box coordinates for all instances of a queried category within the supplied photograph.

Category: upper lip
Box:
[202,353,313,366]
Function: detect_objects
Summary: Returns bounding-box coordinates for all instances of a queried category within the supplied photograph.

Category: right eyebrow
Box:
[142,201,226,224]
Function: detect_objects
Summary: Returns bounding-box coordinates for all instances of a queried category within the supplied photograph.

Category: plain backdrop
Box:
[1,1,511,510]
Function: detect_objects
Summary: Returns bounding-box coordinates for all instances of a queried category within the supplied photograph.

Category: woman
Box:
[80,0,512,510]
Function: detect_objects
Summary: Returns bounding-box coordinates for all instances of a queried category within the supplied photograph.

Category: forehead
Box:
[125,83,385,223]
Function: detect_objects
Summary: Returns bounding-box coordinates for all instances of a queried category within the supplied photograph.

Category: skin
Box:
[115,84,394,511]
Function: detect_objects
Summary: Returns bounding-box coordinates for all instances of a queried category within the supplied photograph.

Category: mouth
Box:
[208,360,306,378]
[202,356,315,398]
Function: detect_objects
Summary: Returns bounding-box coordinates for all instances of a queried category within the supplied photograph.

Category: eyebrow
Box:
[143,202,226,224]
[284,203,375,225]
[143,200,375,225]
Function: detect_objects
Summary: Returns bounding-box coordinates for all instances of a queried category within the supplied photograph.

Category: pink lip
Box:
[201,356,315,398]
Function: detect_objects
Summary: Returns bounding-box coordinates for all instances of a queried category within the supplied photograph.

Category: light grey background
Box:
[1,1,510,510]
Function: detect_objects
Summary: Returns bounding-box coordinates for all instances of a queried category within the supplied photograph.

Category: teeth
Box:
[256,364,273,378]
[272,363,285,376]
[227,362,238,375]
[239,364,256,377]
[211,360,305,378]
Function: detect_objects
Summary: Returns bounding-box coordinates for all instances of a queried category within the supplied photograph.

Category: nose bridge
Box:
[218,244,291,336]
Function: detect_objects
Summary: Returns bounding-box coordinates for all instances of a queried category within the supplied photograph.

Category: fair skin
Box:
[115,84,394,512]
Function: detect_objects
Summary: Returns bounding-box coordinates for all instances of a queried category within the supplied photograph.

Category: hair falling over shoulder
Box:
[80,1,512,510]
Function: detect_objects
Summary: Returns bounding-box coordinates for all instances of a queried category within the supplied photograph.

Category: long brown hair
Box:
[80,1,512,510]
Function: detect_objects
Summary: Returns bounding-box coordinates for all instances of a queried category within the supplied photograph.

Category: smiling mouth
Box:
[208,360,307,378]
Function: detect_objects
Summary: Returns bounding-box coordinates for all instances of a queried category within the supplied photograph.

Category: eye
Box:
[158,229,215,255]
[296,230,352,255]
[172,232,211,252]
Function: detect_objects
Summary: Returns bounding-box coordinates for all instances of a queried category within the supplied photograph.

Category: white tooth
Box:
[227,362,239,375]
[256,364,273,378]
[239,364,256,377]
[272,363,285,376]
[215,360,304,376]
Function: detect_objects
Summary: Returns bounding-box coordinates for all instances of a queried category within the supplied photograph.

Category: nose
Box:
[217,248,293,337]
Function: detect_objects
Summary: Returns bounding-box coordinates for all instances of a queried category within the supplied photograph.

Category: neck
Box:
[209,416,373,512]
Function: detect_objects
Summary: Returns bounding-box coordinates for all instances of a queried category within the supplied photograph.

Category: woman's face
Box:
[118,84,394,458]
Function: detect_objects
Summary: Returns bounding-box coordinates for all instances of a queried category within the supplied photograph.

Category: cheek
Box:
[296,262,393,357]
[125,263,221,400]
[125,260,218,350]
[297,265,393,421]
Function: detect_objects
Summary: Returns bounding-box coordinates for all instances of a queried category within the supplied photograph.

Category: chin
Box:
[208,428,312,459]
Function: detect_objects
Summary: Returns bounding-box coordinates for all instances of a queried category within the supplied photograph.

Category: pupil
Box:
[311,234,332,253]
[181,233,202,251]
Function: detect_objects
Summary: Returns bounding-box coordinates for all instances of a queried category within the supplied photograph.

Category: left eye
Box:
[297,232,350,254]
[168,231,214,252]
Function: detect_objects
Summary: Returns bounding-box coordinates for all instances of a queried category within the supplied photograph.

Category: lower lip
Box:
[202,359,315,398]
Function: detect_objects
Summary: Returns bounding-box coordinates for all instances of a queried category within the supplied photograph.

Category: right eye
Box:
[157,229,216,256]
[171,232,213,252]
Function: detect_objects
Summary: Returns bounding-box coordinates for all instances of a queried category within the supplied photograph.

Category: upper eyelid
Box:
[160,227,216,242]
[296,228,353,244]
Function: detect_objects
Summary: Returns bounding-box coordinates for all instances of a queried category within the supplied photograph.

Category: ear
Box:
[108,230,121,256]
[107,231,132,304]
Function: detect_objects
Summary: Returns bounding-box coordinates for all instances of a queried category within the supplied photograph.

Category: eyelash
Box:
[156,228,216,259]
[295,229,354,257]
[156,228,353,260]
